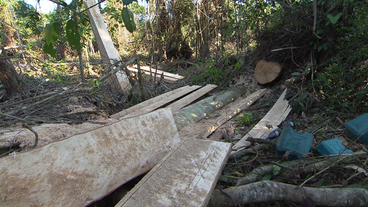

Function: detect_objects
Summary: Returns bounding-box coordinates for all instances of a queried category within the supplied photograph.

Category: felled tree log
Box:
[254,60,282,84]
[208,181,368,207]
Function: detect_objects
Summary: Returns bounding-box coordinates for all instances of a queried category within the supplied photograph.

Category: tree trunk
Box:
[56,5,65,60]
[0,51,23,98]
[199,0,210,59]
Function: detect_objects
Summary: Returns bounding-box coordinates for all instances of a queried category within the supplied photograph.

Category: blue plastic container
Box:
[345,113,368,145]
[276,127,314,159]
[317,138,353,155]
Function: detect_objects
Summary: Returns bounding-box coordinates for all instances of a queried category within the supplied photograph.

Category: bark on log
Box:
[208,181,368,207]
[254,60,282,84]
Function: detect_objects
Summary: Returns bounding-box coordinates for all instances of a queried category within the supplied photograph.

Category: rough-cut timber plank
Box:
[116,139,232,207]
[84,0,131,92]
[199,88,269,139]
[0,108,181,207]
[132,65,184,79]
[123,86,202,119]
[110,85,199,119]
[167,84,217,113]
[174,85,247,129]
[126,67,181,83]
[231,88,292,154]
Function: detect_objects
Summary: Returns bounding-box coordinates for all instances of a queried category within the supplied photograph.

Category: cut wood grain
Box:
[111,85,199,119]
[0,108,181,207]
[167,84,217,113]
[199,88,269,139]
[231,88,292,154]
[122,85,201,119]
[116,138,231,207]
[254,60,282,84]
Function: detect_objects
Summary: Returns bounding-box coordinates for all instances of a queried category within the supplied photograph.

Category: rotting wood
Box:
[0,108,181,207]
[231,88,292,155]
[116,138,231,207]
[167,84,217,113]
[110,85,199,119]
[84,0,131,92]
[173,85,247,129]
[199,88,269,139]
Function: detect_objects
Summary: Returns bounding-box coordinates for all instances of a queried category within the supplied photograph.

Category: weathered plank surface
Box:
[122,85,202,119]
[116,139,231,207]
[84,0,131,92]
[110,85,199,119]
[199,88,269,139]
[231,88,292,154]
[167,84,217,113]
[127,65,184,83]
[0,108,181,207]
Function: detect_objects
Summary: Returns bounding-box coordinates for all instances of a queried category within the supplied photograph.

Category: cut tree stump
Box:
[254,60,282,84]
[0,108,181,206]
[231,88,292,155]
[116,138,231,207]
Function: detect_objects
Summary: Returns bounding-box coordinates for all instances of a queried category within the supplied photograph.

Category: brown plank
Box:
[231,88,292,154]
[199,88,269,139]
[116,139,231,207]
[167,84,217,113]
[0,108,181,207]
[111,85,199,119]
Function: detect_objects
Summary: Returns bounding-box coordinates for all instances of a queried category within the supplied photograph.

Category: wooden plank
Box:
[0,108,181,207]
[123,85,202,119]
[199,88,269,139]
[167,84,217,113]
[116,139,232,207]
[231,88,292,154]
[132,65,185,79]
[110,85,199,119]
[126,67,180,83]
[84,0,131,92]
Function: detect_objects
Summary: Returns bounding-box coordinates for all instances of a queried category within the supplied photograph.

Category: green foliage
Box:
[65,19,82,51]
[192,59,224,85]
[121,7,136,33]
[237,112,253,126]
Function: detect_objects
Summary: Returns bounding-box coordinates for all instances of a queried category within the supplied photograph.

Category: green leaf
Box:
[122,7,136,33]
[122,0,137,5]
[262,174,272,180]
[219,175,229,182]
[66,19,82,51]
[327,13,343,25]
[43,42,56,57]
[316,178,324,188]
[291,72,301,76]
[44,23,55,45]
[272,165,281,176]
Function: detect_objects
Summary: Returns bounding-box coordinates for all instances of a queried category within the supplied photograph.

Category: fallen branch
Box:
[99,57,137,82]
[208,181,368,207]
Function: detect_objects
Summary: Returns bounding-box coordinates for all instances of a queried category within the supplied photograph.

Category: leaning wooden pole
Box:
[84,0,132,92]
